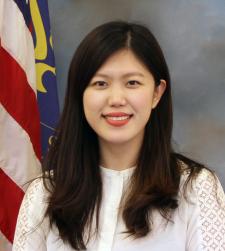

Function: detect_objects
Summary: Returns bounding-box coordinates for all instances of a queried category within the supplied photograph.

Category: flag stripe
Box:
[0,0,36,94]
[0,103,41,190]
[0,0,59,248]
[12,0,32,30]
[0,47,41,160]
[0,169,24,243]
[0,1,4,32]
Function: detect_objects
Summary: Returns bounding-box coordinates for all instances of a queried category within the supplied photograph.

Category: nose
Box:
[107,86,127,107]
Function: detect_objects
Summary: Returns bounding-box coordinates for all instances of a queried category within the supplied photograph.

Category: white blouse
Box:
[13,165,225,251]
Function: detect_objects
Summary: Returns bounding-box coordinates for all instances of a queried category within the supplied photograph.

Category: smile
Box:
[105,115,130,121]
[103,115,133,127]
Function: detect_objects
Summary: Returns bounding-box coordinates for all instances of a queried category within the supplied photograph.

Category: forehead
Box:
[93,49,153,78]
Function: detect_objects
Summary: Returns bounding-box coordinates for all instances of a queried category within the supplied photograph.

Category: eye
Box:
[92,81,108,88]
[127,80,141,87]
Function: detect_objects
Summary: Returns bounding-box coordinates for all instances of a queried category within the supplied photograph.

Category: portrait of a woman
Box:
[13,21,225,251]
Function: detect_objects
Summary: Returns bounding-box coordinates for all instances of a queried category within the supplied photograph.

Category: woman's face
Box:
[83,49,166,146]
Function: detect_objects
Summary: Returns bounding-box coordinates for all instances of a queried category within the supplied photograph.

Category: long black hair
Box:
[42,21,211,250]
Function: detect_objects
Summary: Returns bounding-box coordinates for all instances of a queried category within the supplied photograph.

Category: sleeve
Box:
[12,178,49,251]
[187,169,225,251]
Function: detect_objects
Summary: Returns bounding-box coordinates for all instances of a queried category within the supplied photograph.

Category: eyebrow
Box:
[94,72,145,78]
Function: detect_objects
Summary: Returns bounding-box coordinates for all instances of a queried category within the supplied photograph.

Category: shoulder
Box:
[25,177,47,194]
[20,177,50,225]
[187,167,225,219]
[179,160,225,202]
[178,161,225,250]
[13,178,51,250]
[24,177,49,204]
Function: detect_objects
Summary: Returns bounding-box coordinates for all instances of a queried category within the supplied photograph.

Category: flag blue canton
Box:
[31,0,60,158]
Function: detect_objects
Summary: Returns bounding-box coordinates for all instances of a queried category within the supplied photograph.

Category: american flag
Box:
[0,0,59,250]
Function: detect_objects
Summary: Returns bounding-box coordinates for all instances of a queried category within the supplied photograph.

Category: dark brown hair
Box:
[42,21,211,249]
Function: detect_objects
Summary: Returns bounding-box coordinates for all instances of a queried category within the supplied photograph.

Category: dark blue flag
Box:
[30,0,60,158]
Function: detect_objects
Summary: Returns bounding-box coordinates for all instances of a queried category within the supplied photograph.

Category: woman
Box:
[13,21,225,251]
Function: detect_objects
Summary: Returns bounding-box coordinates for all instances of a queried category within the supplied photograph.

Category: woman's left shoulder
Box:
[179,160,225,203]
[178,160,225,250]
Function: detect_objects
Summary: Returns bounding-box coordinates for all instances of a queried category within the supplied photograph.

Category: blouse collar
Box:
[99,165,136,178]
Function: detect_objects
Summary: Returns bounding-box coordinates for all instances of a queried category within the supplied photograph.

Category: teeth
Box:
[106,116,130,121]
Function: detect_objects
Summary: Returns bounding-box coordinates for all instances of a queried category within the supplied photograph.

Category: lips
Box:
[103,112,133,117]
[102,112,133,127]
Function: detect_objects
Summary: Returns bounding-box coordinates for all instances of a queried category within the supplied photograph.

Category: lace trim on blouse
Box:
[195,169,225,250]
[12,178,49,251]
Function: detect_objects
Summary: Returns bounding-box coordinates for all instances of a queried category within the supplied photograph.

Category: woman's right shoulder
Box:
[21,177,50,219]
[13,179,52,250]
[26,177,49,197]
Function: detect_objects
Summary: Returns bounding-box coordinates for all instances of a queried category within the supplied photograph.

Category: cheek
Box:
[83,90,105,116]
[131,91,153,111]
[130,91,154,125]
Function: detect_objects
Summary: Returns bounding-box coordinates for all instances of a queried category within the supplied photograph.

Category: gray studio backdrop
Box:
[48,0,225,188]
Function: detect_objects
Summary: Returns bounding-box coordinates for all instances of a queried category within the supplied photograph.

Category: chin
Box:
[99,135,135,145]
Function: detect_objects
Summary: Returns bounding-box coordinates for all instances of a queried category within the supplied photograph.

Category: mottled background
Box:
[48,0,225,188]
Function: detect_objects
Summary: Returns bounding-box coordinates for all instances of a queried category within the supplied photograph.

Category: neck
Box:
[99,135,143,171]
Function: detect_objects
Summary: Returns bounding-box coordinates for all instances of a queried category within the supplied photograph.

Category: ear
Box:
[152,79,167,109]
